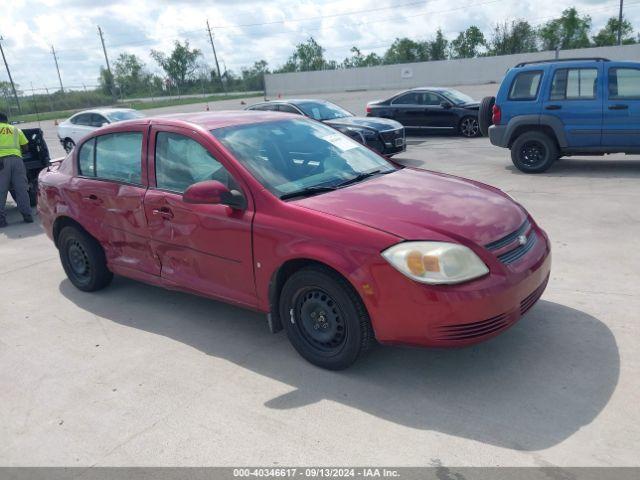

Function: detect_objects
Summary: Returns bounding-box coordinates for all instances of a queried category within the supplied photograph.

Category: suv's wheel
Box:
[478,96,495,136]
[459,116,480,138]
[58,226,113,291]
[510,131,558,173]
[63,138,75,153]
[279,266,375,370]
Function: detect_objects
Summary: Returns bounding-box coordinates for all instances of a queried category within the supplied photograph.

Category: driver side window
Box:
[155,132,237,193]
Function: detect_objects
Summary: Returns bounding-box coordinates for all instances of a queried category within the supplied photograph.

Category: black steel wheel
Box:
[279,266,375,370]
[58,226,113,291]
[459,116,481,138]
[510,131,558,173]
[63,138,75,153]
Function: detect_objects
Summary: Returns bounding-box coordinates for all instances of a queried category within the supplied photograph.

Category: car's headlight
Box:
[382,241,489,285]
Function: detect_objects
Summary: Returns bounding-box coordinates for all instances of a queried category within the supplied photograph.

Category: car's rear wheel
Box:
[459,116,480,138]
[58,226,113,292]
[510,131,558,173]
[279,266,375,370]
[478,96,495,136]
[63,138,75,153]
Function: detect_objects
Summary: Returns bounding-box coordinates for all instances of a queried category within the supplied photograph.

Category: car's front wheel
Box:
[58,226,113,292]
[459,116,481,138]
[279,266,375,370]
[510,131,558,173]
[62,138,75,153]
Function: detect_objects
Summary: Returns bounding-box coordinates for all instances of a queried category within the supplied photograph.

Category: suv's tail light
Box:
[366,105,372,114]
[492,104,501,125]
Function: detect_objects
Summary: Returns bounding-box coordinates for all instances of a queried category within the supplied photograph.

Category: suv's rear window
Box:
[508,71,542,101]
[608,68,640,99]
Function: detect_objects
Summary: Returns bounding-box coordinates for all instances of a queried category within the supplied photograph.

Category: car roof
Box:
[254,99,332,105]
[109,110,299,131]
[71,107,138,116]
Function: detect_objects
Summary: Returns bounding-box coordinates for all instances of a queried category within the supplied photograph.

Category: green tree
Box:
[592,16,636,46]
[342,47,382,68]
[114,53,152,95]
[276,37,329,72]
[451,26,485,58]
[429,29,449,60]
[98,67,115,96]
[383,38,429,64]
[241,60,270,90]
[539,7,592,50]
[150,40,202,87]
[488,20,538,55]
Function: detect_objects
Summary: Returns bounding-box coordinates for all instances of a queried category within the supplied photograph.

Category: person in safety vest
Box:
[0,112,33,228]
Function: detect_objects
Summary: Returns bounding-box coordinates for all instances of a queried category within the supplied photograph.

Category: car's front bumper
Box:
[362,223,551,347]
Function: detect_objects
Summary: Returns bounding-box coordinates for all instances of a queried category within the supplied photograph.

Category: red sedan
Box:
[38,111,551,370]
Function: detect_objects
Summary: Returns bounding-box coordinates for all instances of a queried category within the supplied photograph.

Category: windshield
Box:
[212,118,396,198]
[439,89,475,105]
[106,110,145,122]
[296,101,352,121]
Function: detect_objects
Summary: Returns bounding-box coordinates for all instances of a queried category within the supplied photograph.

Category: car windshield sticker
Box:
[311,108,322,120]
[323,133,359,151]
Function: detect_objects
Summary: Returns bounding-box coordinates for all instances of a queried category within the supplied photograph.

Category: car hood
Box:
[324,116,402,131]
[459,102,480,110]
[294,169,526,246]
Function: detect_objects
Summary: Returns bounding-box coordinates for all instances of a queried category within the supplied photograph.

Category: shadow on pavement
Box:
[506,158,640,178]
[59,276,619,452]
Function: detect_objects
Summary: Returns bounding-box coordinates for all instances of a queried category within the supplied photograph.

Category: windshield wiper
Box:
[334,169,393,188]
[280,185,337,200]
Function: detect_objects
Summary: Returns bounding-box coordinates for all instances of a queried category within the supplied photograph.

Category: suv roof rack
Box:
[515,57,610,68]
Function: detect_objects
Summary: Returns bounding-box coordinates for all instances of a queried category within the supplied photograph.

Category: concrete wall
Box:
[265,44,640,96]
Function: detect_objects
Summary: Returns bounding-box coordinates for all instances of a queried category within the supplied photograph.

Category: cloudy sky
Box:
[0,0,637,93]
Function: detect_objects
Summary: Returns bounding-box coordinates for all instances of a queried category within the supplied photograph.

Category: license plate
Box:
[395,137,404,147]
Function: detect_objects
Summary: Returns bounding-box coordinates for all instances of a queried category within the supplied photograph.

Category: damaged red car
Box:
[38,111,551,369]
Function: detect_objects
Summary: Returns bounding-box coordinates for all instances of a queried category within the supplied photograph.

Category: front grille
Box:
[436,312,510,341]
[380,128,404,142]
[485,219,538,265]
[486,219,530,251]
[498,232,537,264]
[520,275,549,315]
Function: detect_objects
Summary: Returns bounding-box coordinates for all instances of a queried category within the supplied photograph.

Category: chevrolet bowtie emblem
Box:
[518,234,527,246]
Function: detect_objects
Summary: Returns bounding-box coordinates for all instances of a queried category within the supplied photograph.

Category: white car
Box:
[57,108,145,153]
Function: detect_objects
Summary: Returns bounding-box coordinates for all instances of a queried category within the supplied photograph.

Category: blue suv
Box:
[483,57,640,173]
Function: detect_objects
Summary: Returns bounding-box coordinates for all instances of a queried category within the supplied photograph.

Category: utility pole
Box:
[206,20,226,93]
[51,45,64,93]
[97,25,115,98]
[0,35,21,113]
[618,0,624,46]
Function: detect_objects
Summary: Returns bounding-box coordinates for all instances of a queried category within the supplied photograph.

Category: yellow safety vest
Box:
[0,123,28,158]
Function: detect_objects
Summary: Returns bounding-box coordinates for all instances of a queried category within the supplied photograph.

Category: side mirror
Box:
[183,180,247,210]
[440,101,453,109]
[101,122,109,127]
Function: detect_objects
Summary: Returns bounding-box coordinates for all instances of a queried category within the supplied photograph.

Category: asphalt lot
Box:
[1,85,639,466]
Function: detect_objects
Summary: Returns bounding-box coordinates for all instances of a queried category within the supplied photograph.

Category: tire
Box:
[459,116,481,138]
[478,96,495,137]
[63,138,75,153]
[510,131,558,173]
[279,266,375,370]
[58,226,113,292]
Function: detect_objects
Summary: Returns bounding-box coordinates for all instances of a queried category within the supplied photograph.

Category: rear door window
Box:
[508,70,543,100]
[72,113,93,126]
[278,104,301,114]
[94,132,143,184]
[608,67,640,99]
[392,92,420,105]
[550,68,598,100]
[78,138,96,176]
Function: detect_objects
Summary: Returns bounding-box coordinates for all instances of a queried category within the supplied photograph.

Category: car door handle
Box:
[545,105,562,110]
[82,194,102,204]
[609,104,629,110]
[152,207,174,219]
